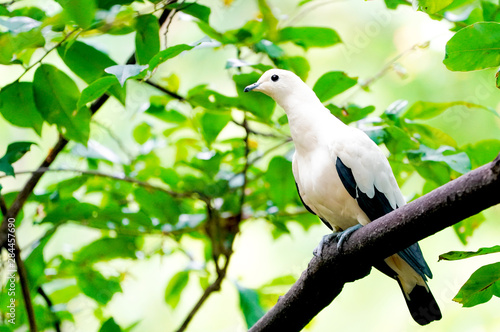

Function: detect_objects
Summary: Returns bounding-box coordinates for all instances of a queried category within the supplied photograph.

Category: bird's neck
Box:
[277,89,334,154]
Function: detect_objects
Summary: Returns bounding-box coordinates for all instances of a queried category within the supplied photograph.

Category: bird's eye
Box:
[271,74,279,82]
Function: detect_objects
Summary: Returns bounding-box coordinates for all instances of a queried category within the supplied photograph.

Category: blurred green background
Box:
[1,0,500,331]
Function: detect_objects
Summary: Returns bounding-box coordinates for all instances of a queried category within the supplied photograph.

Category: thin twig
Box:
[0,196,7,215]
[145,80,185,101]
[239,116,251,210]
[248,138,293,167]
[339,40,431,104]
[16,28,80,82]
[231,119,287,138]
[0,167,199,199]
[175,255,232,332]
[37,287,61,332]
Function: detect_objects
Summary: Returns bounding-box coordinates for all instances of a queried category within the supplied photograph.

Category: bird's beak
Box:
[244,82,260,92]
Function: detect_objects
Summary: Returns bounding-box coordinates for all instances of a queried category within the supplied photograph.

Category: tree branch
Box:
[250,153,500,331]
[175,255,232,332]
[37,287,61,332]
[0,167,200,199]
[175,113,254,332]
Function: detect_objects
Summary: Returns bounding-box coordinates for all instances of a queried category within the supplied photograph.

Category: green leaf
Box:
[199,112,232,145]
[187,85,239,110]
[277,27,341,49]
[56,0,96,29]
[41,198,100,224]
[0,82,44,135]
[410,145,471,174]
[167,2,211,23]
[463,139,500,168]
[165,270,189,308]
[76,268,122,305]
[274,56,310,81]
[233,72,275,120]
[48,284,81,305]
[135,14,160,65]
[326,104,375,124]
[25,229,55,291]
[58,41,115,83]
[264,156,297,209]
[133,122,152,145]
[134,187,180,223]
[384,0,410,9]
[313,71,357,102]
[99,318,122,332]
[96,0,135,10]
[413,0,452,13]
[402,101,494,120]
[75,237,139,264]
[145,105,187,124]
[104,64,148,87]
[439,245,500,261]
[254,39,284,59]
[33,64,90,145]
[404,123,457,149]
[77,76,119,109]
[0,142,36,176]
[444,22,500,71]
[148,44,194,71]
[237,284,265,328]
[0,29,45,65]
[57,41,125,104]
[258,0,278,39]
[453,213,486,245]
[453,262,500,307]
[383,126,419,154]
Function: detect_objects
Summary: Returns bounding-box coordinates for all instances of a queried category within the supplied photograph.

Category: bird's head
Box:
[244,69,302,99]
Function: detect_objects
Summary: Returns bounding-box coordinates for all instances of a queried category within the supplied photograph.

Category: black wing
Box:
[335,157,432,279]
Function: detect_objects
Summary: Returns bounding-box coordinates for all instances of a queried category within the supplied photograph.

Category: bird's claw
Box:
[313,224,363,257]
[313,232,339,257]
[337,224,363,249]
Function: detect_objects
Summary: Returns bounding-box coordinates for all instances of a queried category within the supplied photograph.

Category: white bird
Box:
[244,69,441,325]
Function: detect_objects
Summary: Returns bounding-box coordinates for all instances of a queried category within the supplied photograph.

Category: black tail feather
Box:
[398,282,442,325]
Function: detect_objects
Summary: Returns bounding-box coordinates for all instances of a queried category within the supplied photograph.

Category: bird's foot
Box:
[337,224,363,250]
[313,224,363,257]
[313,232,339,257]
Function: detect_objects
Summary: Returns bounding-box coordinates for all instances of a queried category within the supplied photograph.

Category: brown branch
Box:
[14,243,37,332]
[249,153,500,331]
[0,199,37,331]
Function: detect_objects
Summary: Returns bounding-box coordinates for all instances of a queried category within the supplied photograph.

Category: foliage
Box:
[0,0,499,331]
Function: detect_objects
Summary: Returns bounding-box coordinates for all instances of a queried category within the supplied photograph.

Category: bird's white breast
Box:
[293,135,370,231]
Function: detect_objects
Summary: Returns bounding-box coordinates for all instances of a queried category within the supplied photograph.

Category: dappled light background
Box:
[1,0,499,331]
